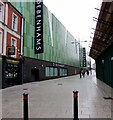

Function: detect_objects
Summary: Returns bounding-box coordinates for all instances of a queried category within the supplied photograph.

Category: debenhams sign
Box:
[35,0,43,53]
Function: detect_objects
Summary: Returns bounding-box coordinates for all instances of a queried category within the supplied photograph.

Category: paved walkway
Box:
[1,71,112,119]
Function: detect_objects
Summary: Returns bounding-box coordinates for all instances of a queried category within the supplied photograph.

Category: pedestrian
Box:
[86,69,89,76]
[89,67,92,75]
[81,70,85,77]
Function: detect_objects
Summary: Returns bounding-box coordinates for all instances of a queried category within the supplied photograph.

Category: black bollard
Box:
[23,92,29,120]
[73,90,79,120]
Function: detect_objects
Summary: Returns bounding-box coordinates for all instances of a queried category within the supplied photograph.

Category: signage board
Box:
[82,48,86,67]
[8,46,15,55]
[35,0,43,53]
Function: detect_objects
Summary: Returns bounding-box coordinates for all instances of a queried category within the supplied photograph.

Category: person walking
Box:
[80,69,82,78]
[86,69,89,76]
[81,69,85,77]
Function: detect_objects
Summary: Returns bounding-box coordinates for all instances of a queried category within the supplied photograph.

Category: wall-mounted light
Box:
[111,57,113,61]
[102,59,104,64]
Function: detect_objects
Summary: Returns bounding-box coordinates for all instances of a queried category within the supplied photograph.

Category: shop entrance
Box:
[32,68,39,81]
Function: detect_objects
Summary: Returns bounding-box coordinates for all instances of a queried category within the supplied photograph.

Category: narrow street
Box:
[2,71,112,119]
[0,1,113,120]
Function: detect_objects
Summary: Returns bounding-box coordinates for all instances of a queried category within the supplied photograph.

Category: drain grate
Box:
[103,97,113,100]
[23,88,28,90]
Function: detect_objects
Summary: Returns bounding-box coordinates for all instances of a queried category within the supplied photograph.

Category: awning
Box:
[89,2,113,60]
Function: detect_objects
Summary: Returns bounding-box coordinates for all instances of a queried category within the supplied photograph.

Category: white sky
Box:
[43,0,102,47]
[43,0,103,64]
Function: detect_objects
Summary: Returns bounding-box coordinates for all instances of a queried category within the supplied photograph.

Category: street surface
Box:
[1,71,112,119]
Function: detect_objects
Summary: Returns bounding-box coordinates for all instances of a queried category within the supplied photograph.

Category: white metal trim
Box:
[3,27,7,55]
[48,10,53,47]
[0,30,2,54]
[21,18,24,56]
[5,3,8,25]
[0,22,20,39]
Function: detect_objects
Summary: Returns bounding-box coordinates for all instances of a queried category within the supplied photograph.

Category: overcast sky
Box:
[43,0,102,51]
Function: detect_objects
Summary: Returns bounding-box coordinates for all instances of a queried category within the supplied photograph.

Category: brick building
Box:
[0,0,23,88]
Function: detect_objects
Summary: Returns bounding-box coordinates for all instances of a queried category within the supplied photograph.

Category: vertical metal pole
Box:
[73,90,79,120]
[23,92,29,120]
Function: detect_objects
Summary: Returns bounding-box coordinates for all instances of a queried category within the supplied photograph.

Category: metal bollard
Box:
[73,90,79,120]
[23,92,29,120]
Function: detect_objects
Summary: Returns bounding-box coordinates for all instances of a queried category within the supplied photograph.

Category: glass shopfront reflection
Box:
[4,58,20,87]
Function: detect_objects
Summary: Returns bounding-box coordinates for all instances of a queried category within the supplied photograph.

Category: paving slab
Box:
[1,71,112,119]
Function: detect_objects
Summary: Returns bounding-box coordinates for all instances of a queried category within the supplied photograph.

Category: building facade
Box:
[20,2,81,83]
[0,0,23,88]
[0,0,23,57]
[1,0,90,88]
[90,2,113,88]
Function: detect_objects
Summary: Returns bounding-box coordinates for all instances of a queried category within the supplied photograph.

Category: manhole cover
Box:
[58,83,62,85]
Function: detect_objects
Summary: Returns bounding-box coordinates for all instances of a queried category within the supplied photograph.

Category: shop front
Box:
[2,56,22,88]
[23,57,80,83]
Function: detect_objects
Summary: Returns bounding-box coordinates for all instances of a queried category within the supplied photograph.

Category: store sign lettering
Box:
[35,0,43,53]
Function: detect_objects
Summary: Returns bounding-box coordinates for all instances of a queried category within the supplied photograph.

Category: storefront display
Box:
[2,56,22,88]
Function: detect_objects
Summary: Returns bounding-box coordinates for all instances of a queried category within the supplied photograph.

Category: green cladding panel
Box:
[10,2,80,67]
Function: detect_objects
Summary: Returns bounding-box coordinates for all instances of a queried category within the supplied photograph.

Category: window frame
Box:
[0,2,4,22]
[12,12,18,32]
[11,37,17,58]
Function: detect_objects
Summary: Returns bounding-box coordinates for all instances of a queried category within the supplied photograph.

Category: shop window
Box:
[12,13,18,31]
[60,68,63,76]
[45,67,49,77]
[60,68,67,76]
[65,69,67,76]
[5,63,18,79]
[5,60,20,86]
[50,67,54,77]
[0,2,4,22]
[45,67,58,77]
[54,68,58,76]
